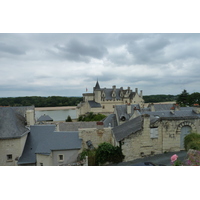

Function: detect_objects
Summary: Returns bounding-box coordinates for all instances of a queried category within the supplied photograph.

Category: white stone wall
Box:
[79,127,114,150]
[0,134,28,166]
[52,150,80,165]
[161,119,199,152]
[36,153,52,166]
[120,117,200,162]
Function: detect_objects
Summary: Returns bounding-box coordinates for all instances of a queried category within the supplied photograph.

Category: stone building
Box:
[0,106,35,166]
[77,81,144,117]
[108,104,200,162]
[18,125,82,166]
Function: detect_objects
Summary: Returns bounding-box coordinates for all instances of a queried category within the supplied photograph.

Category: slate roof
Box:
[0,107,29,139]
[59,121,98,131]
[11,106,35,116]
[94,81,101,90]
[88,101,101,108]
[102,88,122,100]
[115,104,141,122]
[37,114,53,122]
[18,125,82,165]
[103,114,118,128]
[141,110,200,120]
[153,104,175,111]
[112,116,143,142]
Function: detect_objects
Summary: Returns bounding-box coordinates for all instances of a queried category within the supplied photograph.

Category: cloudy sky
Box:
[1,33,200,97]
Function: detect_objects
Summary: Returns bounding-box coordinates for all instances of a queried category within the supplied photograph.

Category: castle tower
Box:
[93,81,101,103]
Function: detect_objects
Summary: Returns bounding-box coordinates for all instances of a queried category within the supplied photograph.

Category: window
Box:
[7,154,12,161]
[58,154,64,162]
[150,128,158,139]
[40,163,43,166]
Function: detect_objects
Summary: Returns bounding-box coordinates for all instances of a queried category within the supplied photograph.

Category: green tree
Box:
[65,115,72,122]
[176,89,190,107]
[188,92,200,106]
[95,142,124,165]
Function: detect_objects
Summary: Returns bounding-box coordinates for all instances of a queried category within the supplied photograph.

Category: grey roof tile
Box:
[37,114,53,122]
[103,114,118,128]
[115,104,141,122]
[18,125,82,165]
[88,101,101,108]
[0,107,29,139]
[141,110,200,120]
[112,116,143,142]
[94,81,101,90]
[153,104,175,111]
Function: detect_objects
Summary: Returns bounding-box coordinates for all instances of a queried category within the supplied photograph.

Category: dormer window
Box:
[112,92,116,98]
[102,92,105,97]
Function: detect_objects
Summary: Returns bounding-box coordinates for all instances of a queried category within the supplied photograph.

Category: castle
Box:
[77,81,144,116]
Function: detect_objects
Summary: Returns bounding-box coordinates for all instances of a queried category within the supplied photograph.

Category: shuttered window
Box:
[150,128,158,138]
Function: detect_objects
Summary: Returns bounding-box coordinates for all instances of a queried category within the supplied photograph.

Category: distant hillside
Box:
[143,95,178,103]
[0,95,178,107]
[0,96,83,107]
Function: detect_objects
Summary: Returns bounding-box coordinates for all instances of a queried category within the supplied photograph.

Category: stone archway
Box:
[180,126,192,149]
[176,121,197,150]
[176,121,196,135]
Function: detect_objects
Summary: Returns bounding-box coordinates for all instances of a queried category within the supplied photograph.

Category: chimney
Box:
[175,104,180,111]
[26,110,35,126]
[150,103,155,112]
[96,121,104,129]
[143,114,150,136]
[127,103,131,114]
[112,85,116,90]
[140,90,143,97]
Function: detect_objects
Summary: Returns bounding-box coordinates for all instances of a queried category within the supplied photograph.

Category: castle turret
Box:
[94,81,101,103]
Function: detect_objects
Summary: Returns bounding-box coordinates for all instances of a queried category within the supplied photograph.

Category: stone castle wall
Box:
[79,127,114,150]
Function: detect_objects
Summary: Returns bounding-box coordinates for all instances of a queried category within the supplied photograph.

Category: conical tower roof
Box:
[94,81,101,90]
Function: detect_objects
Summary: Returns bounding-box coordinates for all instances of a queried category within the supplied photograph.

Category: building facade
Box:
[77,81,144,117]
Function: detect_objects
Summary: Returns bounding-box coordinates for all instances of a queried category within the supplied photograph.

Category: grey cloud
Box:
[52,39,108,62]
[0,42,26,55]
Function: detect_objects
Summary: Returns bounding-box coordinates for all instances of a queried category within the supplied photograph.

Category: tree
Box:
[95,142,124,165]
[188,92,200,106]
[65,115,72,122]
[176,89,190,107]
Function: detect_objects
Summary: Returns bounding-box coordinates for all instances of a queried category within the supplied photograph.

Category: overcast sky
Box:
[1,33,200,97]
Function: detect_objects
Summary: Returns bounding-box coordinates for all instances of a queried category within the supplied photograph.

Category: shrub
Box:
[78,112,106,122]
[187,140,200,151]
[79,149,97,166]
[184,133,200,151]
[65,115,72,122]
[95,142,124,165]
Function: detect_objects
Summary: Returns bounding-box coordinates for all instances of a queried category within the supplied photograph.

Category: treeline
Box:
[0,96,83,107]
[143,94,178,103]
[0,91,198,107]
[176,90,200,107]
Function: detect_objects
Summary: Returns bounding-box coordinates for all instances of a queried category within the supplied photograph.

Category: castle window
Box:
[103,105,105,109]
[7,154,13,161]
[58,154,64,162]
